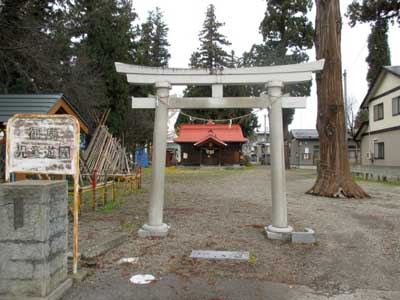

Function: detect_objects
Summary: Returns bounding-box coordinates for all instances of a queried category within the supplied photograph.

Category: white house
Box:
[355,66,400,166]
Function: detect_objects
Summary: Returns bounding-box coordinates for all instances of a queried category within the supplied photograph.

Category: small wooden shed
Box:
[0,94,90,181]
[0,94,89,134]
[175,121,247,166]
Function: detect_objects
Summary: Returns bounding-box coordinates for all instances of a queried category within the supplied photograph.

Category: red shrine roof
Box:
[175,121,247,144]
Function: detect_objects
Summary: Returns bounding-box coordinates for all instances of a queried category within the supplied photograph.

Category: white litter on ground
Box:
[190,250,250,261]
[117,257,139,264]
[129,274,156,285]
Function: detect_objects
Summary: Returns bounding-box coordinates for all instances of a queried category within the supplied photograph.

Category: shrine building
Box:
[175,121,247,166]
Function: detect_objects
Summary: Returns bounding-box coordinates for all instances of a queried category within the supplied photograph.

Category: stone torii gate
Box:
[115,60,324,240]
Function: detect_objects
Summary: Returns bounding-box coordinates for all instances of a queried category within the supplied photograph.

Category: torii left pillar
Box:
[138,81,171,237]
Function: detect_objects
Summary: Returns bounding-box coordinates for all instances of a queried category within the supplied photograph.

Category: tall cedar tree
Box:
[176,4,258,137]
[307,0,368,198]
[347,0,398,86]
[365,20,391,86]
[126,7,171,148]
[0,0,68,93]
[244,0,314,168]
[347,0,400,26]
[69,0,137,137]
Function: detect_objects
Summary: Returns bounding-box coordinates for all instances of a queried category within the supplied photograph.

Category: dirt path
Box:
[65,166,400,298]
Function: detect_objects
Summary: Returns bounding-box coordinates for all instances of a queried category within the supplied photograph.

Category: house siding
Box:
[361,130,400,166]
[359,68,400,167]
[289,139,319,167]
[368,73,400,132]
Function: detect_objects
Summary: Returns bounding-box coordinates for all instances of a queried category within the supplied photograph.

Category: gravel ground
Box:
[65,166,400,298]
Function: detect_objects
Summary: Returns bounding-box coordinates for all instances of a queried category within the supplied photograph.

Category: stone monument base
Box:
[2,279,72,300]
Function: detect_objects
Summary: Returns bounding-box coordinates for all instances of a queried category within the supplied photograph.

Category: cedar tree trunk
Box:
[307,0,368,198]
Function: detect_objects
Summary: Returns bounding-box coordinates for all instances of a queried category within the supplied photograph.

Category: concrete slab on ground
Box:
[62,273,400,300]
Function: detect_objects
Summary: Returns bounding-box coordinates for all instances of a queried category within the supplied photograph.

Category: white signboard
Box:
[6,114,80,175]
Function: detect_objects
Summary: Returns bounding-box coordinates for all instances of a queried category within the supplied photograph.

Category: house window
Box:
[374,142,384,159]
[373,103,384,121]
[392,97,400,116]
[303,153,310,160]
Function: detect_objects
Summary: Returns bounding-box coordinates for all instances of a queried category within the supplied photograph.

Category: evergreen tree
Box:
[195,4,231,69]
[308,0,368,198]
[347,0,400,26]
[0,0,69,93]
[151,7,170,67]
[365,19,391,86]
[136,11,154,67]
[176,4,258,137]
[347,1,397,86]
[69,0,137,136]
[136,7,170,68]
[126,7,171,147]
[244,0,314,168]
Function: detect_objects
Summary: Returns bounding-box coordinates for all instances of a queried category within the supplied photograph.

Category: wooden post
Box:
[112,180,115,202]
[130,176,133,192]
[91,169,97,211]
[78,188,82,214]
[139,167,142,189]
[103,172,107,206]
[73,174,79,274]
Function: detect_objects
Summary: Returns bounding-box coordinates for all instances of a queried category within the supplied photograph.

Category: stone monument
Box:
[0,180,72,300]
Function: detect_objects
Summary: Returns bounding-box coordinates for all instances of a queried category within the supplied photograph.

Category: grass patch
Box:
[97,201,120,213]
[120,221,136,231]
[165,165,254,176]
[248,253,257,264]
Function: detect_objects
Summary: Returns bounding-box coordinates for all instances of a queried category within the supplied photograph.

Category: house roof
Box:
[360,65,400,109]
[175,122,247,143]
[291,129,318,140]
[0,94,90,133]
[193,131,228,147]
[354,121,369,142]
[384,66,400,77]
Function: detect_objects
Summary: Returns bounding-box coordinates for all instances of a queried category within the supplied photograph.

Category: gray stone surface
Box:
[190,250,250,261]
[0,180,70,300]
[61,273,400,300]
[291,228,316,244]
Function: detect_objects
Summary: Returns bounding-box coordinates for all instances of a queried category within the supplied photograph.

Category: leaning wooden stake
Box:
[307,0,368,198]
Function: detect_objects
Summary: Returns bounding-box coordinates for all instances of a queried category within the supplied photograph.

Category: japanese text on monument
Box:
[8,116,78,175]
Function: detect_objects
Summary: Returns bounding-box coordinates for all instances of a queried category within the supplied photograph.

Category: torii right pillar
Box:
[265,81,293,240]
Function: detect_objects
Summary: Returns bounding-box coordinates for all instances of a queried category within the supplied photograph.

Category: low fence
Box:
[351,164,400,183]
[68,168,142,213]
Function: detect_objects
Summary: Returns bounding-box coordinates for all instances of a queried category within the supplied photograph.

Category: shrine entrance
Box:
[115,60,324,240]
[201,144,220,166]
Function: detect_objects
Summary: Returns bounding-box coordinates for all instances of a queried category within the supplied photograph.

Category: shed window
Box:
[374,142,384,159]
[373,103,384,121]
[392,97,400,116]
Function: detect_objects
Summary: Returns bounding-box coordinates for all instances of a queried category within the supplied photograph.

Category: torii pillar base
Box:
[265,225,293,241]
[138,223,169,237]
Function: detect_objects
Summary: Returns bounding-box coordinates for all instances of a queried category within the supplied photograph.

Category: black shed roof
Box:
[0,94,63,122]
[0,94,89,132]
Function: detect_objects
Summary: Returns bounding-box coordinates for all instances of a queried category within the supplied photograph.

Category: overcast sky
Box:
[133,0,400,131]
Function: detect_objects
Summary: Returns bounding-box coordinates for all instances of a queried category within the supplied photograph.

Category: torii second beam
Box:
[131,96,307,109]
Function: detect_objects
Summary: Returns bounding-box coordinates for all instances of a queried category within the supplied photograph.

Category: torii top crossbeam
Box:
[115,60,325,85]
